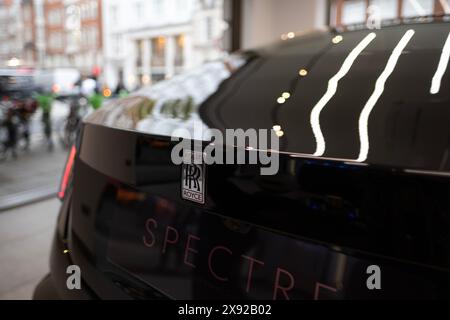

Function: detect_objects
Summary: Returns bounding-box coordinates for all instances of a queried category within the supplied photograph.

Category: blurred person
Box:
[14,95,31,151]
[82,75,104,110]
[89,88,104,111]
[35,87,55,151]
[12,90,37,152]
[114,79,129,98]
[57,77,89,149]
[80,77,97,97]
[95,76,105,109]
[0,97,18,160]
[0,92,37,160]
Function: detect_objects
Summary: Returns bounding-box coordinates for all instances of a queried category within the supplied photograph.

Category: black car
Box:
[35,20,450,300]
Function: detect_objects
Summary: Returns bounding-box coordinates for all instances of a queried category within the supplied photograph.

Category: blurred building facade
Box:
[20,0,38,64]
[102,0,227,90]
[43,0,103,75]
[240,0,327,49]
[0,0,24,65]
[0,0,103,72]
[8,0,447,89]
[1,0,227,90]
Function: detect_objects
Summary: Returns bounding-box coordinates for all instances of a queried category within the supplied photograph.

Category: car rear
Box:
[35,21,450,300]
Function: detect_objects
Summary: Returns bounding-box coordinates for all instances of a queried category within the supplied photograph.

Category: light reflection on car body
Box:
[34,19,450,300]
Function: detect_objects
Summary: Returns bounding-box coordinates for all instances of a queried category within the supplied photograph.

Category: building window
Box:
[151,36,166,67]
[342,0,366,25]
[153,0,164,16]
[402,0,434,17]
[175,35,185,67]
[47,8,63,26]
[136,40,143,68]
[205,16,213,41]
[134,1,144,22]
[49,32,64,50]
[23,6,32,21]
[113,35,122,55]
[110,5,118,24]
[81,1,98,20]
[25,28,33,43]
[370,0,398,20]
[86,27,98,48]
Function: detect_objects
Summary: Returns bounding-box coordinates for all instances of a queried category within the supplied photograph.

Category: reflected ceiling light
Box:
[275,130,285,137]
[299,69,308,77]
[142,74,151,85]
[156,36,166,47]
[52,84,61,93]
[332,35,343,44]
[357,29,415,163]
[128,75,136,84]
[103,88,112,98]
[310,32,377,157]
[7,57,21,67]
[277,97,286,104]
[177,34,185,47]
[281,34,288,41]
[430,32,450,95]
[287,32,295,39]
[273,125,282,132]
[282,92,291,99]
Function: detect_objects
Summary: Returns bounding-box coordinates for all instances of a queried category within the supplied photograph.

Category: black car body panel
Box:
[35,21,450,300]
[86,22,450,172]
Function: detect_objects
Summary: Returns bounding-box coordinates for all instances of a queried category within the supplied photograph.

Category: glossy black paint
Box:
[63,124,450,299]
[39,21,450,300]
[87,21,450,172]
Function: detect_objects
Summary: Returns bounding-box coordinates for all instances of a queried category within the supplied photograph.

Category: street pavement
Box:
[0,101,70,211]
[0,198,59,300]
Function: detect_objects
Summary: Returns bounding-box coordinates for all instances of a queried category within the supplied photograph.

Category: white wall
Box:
[241,0,327,49]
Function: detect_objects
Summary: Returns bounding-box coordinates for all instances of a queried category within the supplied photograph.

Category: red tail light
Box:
[58,145,77,200]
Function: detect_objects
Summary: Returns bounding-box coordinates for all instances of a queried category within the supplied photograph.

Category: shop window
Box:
[175,35,185,67]
[151,37,166,68]
[370,0,398,20]
[402,0,434,17]
[342,0,367,25]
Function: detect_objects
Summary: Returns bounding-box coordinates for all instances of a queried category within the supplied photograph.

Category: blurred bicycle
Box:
[0,96,35,161]
[56,94,90,150]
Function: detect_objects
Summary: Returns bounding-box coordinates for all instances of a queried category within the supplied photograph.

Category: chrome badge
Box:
[181,150,205,204]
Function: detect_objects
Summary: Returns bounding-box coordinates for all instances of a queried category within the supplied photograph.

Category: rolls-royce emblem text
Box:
[181,151,206,204]
[184,165,201,192]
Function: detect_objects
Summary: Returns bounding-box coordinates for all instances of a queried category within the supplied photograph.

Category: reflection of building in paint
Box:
[240,0,327,50]
[102,0,227,91]
[357,29,415,163]
[329,0,450,28]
